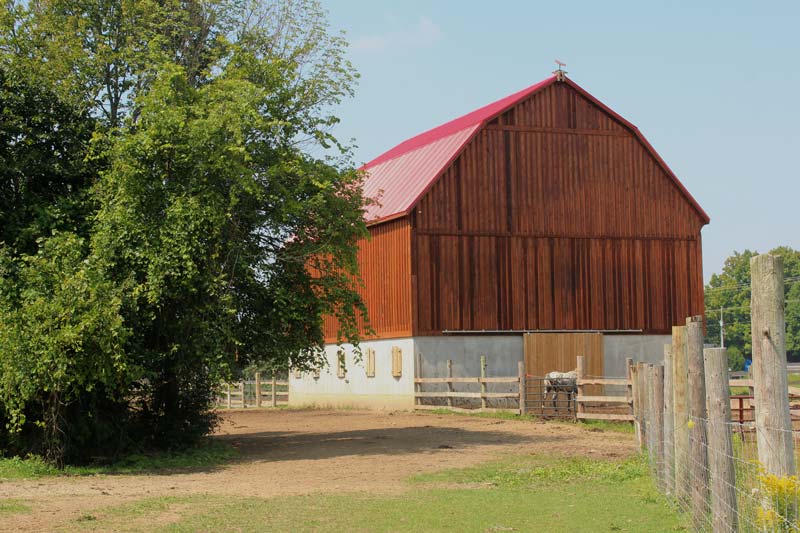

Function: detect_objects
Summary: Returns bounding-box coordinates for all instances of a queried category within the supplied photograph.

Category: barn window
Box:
[312,367,320,379]
[337,350,346,378]
[391,346,402,377]
[293,368,302,379]
[366,348,376,377]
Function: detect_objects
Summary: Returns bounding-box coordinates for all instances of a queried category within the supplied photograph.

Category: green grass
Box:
[72,454,686,532]
[0,440,236,480]
[788,373,800,387]
[0,499,30,516]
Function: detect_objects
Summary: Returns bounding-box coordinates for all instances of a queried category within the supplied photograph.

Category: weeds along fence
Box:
[638,254,800,532]
[215,373,288,409]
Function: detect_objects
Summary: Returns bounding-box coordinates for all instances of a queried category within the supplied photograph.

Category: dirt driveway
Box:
[1,409,635,531]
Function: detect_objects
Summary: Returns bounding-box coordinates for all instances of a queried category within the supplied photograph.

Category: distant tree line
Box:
[0,0,369,465]
[704,246,800,371]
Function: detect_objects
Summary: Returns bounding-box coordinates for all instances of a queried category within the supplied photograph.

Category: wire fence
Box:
[640,388,800,532]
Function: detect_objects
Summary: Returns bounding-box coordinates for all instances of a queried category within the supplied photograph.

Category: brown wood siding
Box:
[413,234,703,335]
[523,332,604,378]
[323,218,413,343]
[411,81,705,335]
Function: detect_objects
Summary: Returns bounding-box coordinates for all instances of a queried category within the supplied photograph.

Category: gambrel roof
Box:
[361,75,709,226]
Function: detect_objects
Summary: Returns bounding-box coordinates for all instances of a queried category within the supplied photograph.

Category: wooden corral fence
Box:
[575,355,634,422]
[216,373,288,409]
[414,356,526,414]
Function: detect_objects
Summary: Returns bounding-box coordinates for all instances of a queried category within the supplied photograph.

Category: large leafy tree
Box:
[0,0,369,462]
[705,246,800,369]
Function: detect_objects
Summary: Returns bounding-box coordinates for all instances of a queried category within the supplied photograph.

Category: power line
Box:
[704,276,800,294]
[705,298,800,315]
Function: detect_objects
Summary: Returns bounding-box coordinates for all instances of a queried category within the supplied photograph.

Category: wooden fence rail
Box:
[575,355,634,422]
[216,373,289,409]
[414,362,525,414]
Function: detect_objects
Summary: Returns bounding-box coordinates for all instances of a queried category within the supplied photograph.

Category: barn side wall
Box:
[411,81,706,336]
[322,217,413,343]
[289,338,416,409]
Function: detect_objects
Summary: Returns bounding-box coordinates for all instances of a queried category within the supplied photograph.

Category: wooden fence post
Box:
[751,254,795,479]
[625,357,634,418]
[576,356,586,417]
[240,380,246,408]
[687,315,709,529]
[663,344,675,496]
[652,365,666,491]
[704,347,738,533]
[226,383,232,409]
[646,364,656,455]
[518,361,526,416]
[636,361,648,449]
[271,374,277,408]
[447,359,454,408]
[672,324,689,505]
[255,372,262,408]
[631,363,641,448]
[480,354,487,410]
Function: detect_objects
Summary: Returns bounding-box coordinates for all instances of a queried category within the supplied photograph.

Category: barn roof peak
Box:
[360,75,709,226]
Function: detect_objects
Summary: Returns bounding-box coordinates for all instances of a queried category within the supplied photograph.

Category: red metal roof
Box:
[361,75,709,225]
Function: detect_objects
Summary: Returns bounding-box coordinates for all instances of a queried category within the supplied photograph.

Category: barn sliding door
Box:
[523,333,604,379]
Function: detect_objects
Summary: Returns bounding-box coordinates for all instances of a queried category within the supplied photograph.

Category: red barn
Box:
[291,73,708,409]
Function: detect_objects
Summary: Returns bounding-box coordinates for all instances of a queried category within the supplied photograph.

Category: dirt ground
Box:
[0,409,635,531]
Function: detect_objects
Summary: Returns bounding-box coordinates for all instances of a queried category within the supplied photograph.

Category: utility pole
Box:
[719,306,725,348]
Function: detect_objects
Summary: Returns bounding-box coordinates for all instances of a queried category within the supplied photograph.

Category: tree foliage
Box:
[704,247,800,367]
[0,0,368,463]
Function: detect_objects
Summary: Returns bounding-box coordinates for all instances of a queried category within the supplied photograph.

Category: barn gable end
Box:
[410,80,706,336]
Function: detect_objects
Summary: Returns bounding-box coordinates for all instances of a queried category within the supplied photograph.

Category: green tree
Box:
[0,0,369,463]
[705,247,800,366]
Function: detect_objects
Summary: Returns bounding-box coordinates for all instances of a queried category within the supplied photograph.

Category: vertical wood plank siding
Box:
[322,218,413,342]
[411,82,705,335]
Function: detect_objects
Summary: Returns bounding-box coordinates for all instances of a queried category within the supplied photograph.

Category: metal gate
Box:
[525,375,576,419]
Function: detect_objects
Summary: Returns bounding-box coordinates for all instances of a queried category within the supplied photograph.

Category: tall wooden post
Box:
[518,361,527,416]
[240,380,246,408]
[672,325,689,505]
[480,354,487,410]
[625,357,634,418]
[637,361,648,449]
[652,365,666,491]
[751,254,795,478]
[631,363,642,448]
[226,383,232,409]
[704,347,738,533]
[447,359,454,408]
[255,372,262,408]
[576,356,586,417]
[646,364,656,456]
[663,344,675,496]
[687,315,709,529]
[271,374,277,408]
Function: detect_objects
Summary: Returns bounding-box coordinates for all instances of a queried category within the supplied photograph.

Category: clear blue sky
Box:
[322,0,799,282]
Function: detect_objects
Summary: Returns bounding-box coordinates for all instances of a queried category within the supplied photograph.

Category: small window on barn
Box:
[293,367,302,379]
[391,346,402,378]
[337,350,346,378]
[312,367,320,379]
[366,348,376,378]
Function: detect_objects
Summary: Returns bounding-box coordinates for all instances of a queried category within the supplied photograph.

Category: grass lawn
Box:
[56,454,685,532]
[0,440,236,480]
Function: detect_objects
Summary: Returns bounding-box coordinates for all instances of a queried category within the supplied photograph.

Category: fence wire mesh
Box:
[642,409,800,532]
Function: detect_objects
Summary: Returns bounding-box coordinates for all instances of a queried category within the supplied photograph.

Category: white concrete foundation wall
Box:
[289,338,416,410]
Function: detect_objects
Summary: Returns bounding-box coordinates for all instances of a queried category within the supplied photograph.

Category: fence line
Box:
[638,253,799,532]
[215,372,288,409]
